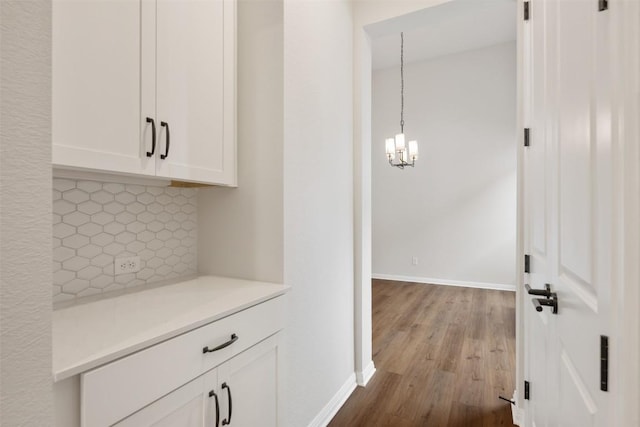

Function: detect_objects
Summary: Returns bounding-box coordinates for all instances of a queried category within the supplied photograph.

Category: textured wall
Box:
[53,179,198,304]
[0,0,54,424]
[372,42,517,288]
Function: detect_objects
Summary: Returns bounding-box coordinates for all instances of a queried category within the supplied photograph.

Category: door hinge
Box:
[524,254,531,273]
[524,380,530,399]
[524,128,530,147]
[524,1,530,21]
[598,0,608,11]
[601,335,609,391]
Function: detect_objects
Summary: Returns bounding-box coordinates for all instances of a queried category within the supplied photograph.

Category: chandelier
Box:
[385,32,418,169]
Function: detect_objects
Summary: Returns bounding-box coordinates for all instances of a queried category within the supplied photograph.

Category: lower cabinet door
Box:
[216,334,280,427]
[113,333,280,427]
[114,369,219,427]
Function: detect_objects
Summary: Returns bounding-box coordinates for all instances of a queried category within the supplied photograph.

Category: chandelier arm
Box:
[388,158,415,169]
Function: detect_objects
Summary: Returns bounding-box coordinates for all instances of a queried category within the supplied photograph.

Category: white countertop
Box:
[53,276,289,382]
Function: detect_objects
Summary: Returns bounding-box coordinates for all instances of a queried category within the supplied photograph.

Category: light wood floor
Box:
[329,280,516,427]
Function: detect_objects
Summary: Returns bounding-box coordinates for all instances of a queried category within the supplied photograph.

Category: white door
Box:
[155,0,236,185]
[52,0,156,176]
[115,369,219,427]
[216,335,280,427]
[522,0,555,424]
[524,0,613,426]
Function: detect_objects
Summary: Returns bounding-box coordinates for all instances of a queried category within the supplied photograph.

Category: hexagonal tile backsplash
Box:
[53,179,197,304]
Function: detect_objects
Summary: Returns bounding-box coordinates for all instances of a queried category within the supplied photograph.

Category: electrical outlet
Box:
[412,256,419,266]
[114,256,141,275]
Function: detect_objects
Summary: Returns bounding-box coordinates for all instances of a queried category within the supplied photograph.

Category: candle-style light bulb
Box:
[385,138,395,160]
[408,140,418,161]
[395,133,406,153]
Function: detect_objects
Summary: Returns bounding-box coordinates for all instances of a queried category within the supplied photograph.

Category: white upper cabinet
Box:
[155,0,236,185]
[52,0,236,186]
[52,0,155,177]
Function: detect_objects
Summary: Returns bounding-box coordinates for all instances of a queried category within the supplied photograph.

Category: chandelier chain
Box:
[385,31,417,169]
[400,32,404,133]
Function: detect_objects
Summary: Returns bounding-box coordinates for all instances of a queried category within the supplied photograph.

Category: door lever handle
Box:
[525,283,552,298]
[531,292,558,314]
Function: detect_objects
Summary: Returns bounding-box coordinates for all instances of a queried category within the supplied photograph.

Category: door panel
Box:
[524,0,612,425]
[524,0,555,424]
[557,0,594,289]
[528,310,550,427]
[558,351,597,427]
[528,0,548,261]
[554,0,610,422]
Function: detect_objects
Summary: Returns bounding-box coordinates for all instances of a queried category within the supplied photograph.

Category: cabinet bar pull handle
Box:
[222,383,232,425]
[160,121,170,159]
[209,390,220,427]
[203,333,238,354]
[145,117,156,157]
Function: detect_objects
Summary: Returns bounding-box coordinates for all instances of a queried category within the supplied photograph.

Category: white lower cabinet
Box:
[115,369,216,427]
[216,335,279,427]
[115,334,279,427]
[80,296,284,427]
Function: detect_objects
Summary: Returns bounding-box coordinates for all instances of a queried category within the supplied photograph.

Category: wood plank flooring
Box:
[329,280,516,427]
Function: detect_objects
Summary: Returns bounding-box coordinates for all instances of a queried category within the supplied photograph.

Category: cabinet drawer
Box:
[81,296,284,427]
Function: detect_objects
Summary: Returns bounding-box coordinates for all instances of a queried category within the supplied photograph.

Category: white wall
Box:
[372,41,517,288]
[283,1,355,426]
[0,0,54,424]
[199,0,284,284]
[199,1,355,426]
[352,0,452,384]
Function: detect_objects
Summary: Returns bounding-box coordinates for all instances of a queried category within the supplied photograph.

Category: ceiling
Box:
[370,0,517,70]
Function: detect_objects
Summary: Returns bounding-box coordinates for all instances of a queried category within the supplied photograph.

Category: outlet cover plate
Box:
[114,256,141,275]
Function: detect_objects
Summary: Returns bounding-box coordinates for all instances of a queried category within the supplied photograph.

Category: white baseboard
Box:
[511,390,525,426]
[372,273,516,292]
[307,373,357,427]
[355,360,376,386]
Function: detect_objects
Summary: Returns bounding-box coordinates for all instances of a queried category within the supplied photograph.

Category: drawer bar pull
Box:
[208,390,220,427]
[222,382,232,425]
[203,333,239,354]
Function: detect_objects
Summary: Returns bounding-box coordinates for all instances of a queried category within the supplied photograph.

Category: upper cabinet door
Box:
[52,0,156,176]
[155,0,236,186]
